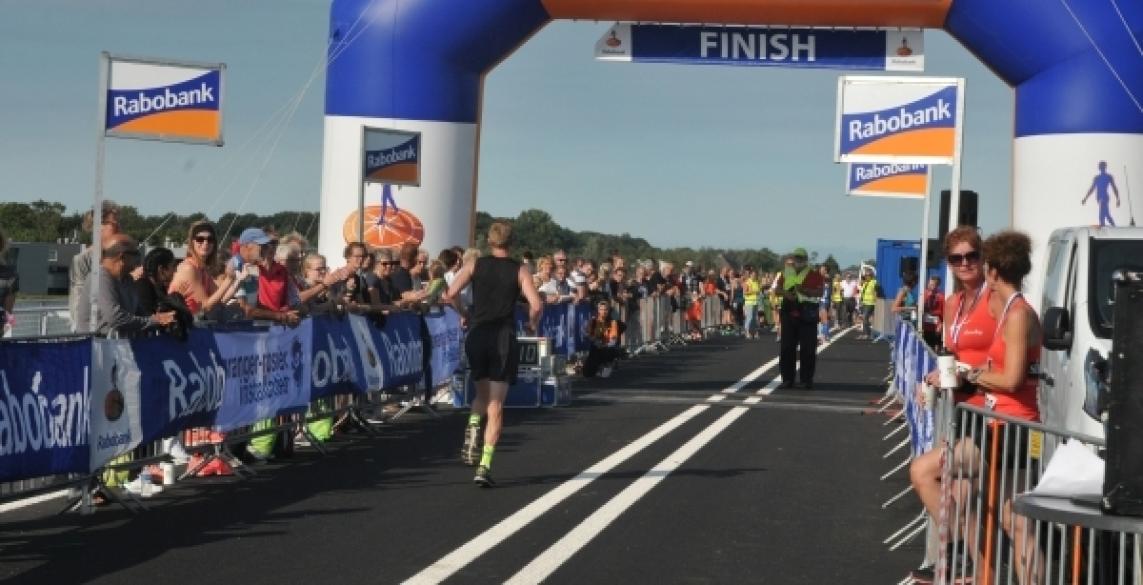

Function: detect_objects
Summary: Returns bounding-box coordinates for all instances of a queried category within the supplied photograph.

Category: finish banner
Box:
[0,339,91,482]
[835,76,963,165]
[846,163,929,199]
[596,24,923,72]
[103,54,225,145]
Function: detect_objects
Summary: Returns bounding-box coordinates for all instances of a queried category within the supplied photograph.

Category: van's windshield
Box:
[1089,239,1143,339]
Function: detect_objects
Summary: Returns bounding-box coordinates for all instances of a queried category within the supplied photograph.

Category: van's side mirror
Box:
[1043,306,1072,351]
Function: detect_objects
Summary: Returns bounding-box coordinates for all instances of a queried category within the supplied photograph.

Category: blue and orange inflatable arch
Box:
[317,0,1143,299]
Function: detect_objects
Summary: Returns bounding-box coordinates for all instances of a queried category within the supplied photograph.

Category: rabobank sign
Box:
[103,55,225,145]
[363,128,421,186]
[847,163,929,199]
[835,77,962,165]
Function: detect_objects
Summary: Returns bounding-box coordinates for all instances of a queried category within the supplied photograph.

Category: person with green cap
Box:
[773,247,825,389]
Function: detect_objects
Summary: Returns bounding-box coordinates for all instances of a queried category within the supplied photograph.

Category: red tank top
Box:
[966,293,1040,421]
[944,286,996,368]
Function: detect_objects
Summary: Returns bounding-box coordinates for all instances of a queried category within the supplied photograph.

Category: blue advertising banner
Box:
[596,24,924,72]
[130,328,227,445]
[310,316,362,399]
[364,310,425,390]
[425,308,463,387]
[0,339,91,481]
[212,322,312,431]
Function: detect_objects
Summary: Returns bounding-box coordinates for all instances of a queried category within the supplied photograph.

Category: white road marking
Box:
[504,405,752,585]
[0,489,69,514]
[402,348,782,584]
[503,326,857,583]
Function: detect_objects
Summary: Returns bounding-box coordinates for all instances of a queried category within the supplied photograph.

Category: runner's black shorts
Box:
[466,321,519,384]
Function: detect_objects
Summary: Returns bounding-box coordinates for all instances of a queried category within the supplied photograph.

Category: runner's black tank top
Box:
[471,256,521,327]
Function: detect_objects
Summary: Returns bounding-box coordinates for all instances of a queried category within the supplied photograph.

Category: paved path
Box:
[0,331,923,584]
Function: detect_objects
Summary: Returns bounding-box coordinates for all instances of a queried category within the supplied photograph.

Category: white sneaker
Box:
[165,438,190,465]
[122,477,162,498]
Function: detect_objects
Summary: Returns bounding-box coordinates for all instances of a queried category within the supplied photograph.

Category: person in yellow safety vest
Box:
[742,265,761,339]
[857,268,880,340]
[774,248,825,389]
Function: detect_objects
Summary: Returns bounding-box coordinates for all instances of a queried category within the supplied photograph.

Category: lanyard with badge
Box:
[948,285,988,349]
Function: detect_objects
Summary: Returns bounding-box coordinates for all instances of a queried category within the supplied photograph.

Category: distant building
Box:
[6,242,82,295]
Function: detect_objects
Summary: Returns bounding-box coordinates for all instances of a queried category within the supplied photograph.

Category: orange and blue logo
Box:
[364,135,420,184]
[106,70,222,142]
[840,86,956,159]
[848,163,928,198]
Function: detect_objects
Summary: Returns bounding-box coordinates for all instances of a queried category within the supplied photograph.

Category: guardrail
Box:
[7,302,71,338]
[884,318,1142,584]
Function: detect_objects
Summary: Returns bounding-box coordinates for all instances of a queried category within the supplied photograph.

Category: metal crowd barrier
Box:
[610,293,727,357]
[935,402,1140,585]
[883,318,1142,584]
[0,309,440,514]
[7,302,71,338]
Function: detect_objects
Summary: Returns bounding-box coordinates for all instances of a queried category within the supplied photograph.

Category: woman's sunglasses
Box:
[947,251,981,266]
[193,235,216,244]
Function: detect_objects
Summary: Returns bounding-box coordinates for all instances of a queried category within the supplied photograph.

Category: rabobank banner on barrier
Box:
[846,163,929,199]
[363,128,420,187]
[212,323,313,431]
[104,54,225,145]
[595,24,924,72]
[894,320,936,456]
[835,76,962,165]
[425,309,463,387]
[0,340,91,482]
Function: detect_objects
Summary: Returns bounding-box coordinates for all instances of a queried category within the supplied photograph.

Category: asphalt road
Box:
[0,329,924,584]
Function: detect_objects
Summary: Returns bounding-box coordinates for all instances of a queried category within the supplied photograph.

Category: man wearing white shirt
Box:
[840,272,859,327]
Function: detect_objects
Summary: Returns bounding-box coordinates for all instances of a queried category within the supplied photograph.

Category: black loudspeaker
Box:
[899,256,919,279]
[1103,276,1143,516]
[938,190,979,239]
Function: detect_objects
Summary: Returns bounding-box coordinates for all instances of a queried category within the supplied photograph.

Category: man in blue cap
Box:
[773,247,825,389]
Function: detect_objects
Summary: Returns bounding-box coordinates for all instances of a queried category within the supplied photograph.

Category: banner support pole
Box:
[945,78,967,297]
[357,126,366,243]
[917,169,933,316]
[89,52,111,334]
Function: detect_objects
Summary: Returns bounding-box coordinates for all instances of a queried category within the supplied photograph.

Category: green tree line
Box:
[0,201,839,273]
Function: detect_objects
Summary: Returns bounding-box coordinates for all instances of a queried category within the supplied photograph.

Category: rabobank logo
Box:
[839,85,957,158]
[364,135,420,184]
[848,163,928,198]
[104,56,224,144]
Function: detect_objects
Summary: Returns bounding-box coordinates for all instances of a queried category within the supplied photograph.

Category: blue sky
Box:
[0,0,1014,265]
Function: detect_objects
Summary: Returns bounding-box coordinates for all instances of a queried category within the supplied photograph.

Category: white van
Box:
[1038,226,1143,439]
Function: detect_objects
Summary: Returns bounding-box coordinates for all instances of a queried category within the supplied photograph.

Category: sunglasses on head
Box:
[948,251,981,266]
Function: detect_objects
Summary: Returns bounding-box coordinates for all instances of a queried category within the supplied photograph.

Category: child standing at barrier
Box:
[444,222,542,487]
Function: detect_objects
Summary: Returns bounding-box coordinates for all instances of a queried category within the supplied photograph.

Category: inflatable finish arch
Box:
[319,0,1143,293]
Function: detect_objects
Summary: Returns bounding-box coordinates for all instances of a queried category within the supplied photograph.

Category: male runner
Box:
[1081,161,1120,227]
[444,222,542,487]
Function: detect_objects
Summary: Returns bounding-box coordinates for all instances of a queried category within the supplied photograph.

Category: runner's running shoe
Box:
[461,425,480,466]
[474,465,494,488]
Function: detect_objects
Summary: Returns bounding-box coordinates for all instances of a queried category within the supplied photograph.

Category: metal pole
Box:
[945,78,967,297]
[91,52,110,333]
[917,169,932,316]
[357,127,366,243]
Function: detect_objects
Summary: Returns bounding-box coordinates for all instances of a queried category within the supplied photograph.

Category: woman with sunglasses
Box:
[907,226,997,583]
[168,221,235,317]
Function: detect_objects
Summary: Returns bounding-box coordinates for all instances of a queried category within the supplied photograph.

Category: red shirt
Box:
[922,289,945,333]
[258,261,291,312]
